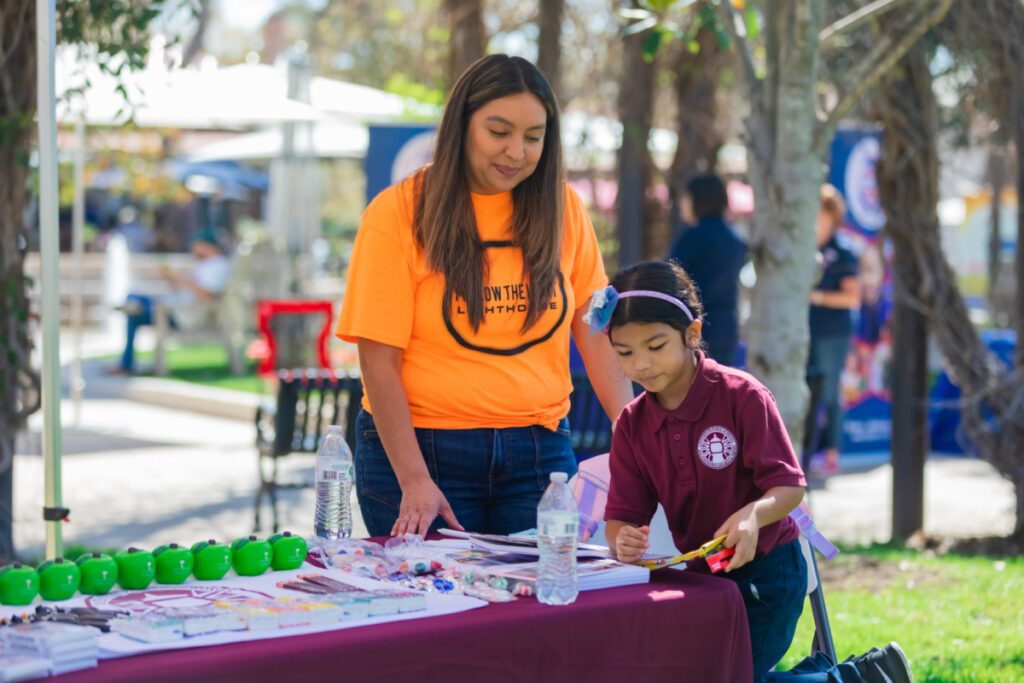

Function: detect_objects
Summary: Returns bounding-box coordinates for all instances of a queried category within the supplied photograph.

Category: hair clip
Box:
[583,285,619,334]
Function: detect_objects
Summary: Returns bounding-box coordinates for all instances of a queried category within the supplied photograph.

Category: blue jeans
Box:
[721,539,808,681]
[120,293,178,371]
[355,409,577,536]
[120,294,154,371]
[807,334,852,451]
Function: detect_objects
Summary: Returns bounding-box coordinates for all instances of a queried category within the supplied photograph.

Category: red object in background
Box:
[256,299,334,375]
[706,547,735,574]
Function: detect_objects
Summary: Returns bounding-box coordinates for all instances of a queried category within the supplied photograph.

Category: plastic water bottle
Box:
[314,425,353,540]
[536,472,579,605]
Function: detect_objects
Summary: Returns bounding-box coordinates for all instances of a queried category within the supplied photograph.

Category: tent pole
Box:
[37,0,65,560]
[71,119,86,425]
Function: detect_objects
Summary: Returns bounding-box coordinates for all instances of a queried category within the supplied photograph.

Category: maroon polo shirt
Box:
[605,352,806,561]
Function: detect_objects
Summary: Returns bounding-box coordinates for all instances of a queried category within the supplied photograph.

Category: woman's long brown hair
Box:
[414,54,565,332]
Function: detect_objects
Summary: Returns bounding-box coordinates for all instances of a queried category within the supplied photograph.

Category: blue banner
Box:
[365,125,436,205]
[829,127,885,238]
[827,127,895,459]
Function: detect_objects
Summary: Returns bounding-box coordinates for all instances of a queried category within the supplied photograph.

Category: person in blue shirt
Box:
[667,174,748,366]
[807,185,861,475]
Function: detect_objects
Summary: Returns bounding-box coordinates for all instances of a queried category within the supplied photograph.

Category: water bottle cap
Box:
[326,425,343,435]
[549,471,568,484]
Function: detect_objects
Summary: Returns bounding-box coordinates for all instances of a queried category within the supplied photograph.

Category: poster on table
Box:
[827,127,894,460]
[364,125,437,205]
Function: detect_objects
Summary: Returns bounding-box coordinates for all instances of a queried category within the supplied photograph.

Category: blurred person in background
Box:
[666,174,748,366]
[807,185,861,475]
[109,228,229,374]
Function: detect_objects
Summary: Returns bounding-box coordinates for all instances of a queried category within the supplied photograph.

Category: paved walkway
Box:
[10,336,1017,560]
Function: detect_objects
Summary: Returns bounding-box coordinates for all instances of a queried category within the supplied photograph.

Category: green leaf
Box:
[642,29,664,62]
[714,24,730,51]
[744,6,760,41]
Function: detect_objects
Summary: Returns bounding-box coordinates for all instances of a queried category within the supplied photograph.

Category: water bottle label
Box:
[317,462,352,481]
[538,512,578,538]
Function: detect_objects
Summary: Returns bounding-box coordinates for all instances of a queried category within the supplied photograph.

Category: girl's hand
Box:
[392,477,463,537]
[614,525,650,563]
[714,507,759,572]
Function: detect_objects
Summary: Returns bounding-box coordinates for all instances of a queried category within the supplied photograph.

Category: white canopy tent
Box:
[55,50,324,129]
[184,121,369,162]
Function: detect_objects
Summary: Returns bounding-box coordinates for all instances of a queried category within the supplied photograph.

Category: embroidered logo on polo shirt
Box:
[696,426,738,470]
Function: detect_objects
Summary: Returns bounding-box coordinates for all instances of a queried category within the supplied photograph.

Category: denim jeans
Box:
[721,539,808,682]
[355,409,577,536]
[120,294,155,371]
[807,334,852,451]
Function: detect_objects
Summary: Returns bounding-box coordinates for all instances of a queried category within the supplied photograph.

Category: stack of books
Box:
[2,622,99,676]
[0,654,52,683]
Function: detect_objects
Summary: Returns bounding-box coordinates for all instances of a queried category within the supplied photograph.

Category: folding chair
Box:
[570,454,840,664]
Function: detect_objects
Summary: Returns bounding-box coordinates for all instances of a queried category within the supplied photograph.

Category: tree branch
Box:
[716,0,758,96]
[819,0,915,44]
[814,0,957,157]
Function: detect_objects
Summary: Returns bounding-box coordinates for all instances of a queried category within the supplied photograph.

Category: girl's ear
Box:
[685,320,702,349]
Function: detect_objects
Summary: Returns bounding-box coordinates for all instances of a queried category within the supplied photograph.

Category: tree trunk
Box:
[537,0,564,104]
[874,0,1024,540]
[446,0,486,86]
[668,4,725,238]
[740,1,826,444]
[0,0,40,561]
[615,1,656,270]
[182,0,211,67]
[987,144,1007,311]
[876,42,937,542]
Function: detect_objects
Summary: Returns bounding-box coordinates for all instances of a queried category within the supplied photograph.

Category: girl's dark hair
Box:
[607,260,704,340]
[413,54,564,332]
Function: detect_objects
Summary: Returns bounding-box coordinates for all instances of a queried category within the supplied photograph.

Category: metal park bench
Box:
[253,369,363,532]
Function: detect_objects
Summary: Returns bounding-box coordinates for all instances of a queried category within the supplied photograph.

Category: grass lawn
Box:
[781,545,1024,682]
[108,344,267,394]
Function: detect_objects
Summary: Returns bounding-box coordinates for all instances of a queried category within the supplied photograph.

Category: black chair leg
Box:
[807,550,837,664]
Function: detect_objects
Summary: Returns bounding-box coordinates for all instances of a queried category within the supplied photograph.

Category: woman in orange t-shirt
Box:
[337,55,634,537]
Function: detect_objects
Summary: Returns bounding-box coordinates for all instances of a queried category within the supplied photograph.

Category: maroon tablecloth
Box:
[50,569,751,683]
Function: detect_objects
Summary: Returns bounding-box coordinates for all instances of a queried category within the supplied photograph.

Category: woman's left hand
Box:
[714,505,760,572]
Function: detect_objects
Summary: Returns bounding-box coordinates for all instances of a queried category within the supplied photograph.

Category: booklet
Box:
[437,529,614,559]
[447,548,649,593]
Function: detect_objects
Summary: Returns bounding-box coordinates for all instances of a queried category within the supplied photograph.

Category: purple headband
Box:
[583,285,696,334]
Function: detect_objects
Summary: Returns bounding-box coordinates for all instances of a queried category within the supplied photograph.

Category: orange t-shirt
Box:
[336,177,606,430]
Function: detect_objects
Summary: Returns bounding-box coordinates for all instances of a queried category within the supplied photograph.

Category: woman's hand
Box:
[714,506,759,572]
[391,476,464,537]
[614,524,650,563]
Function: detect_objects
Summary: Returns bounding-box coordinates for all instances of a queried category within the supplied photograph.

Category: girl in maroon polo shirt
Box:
[587,260,808,681]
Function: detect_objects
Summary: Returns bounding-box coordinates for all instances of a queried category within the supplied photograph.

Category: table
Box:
[52,569,752,683]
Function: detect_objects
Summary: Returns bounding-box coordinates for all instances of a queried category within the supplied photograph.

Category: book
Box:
[448,548,649,593]
[438,528,614,559]
[0,655,52,683]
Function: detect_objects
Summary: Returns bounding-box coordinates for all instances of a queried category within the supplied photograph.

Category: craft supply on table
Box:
[192,540,233,581]
[75,554,118,596]
[153,544,194,585]
[37,558,80,602]
[113,548,155,590]
[0,565,40,606]
[231,536,273,576]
